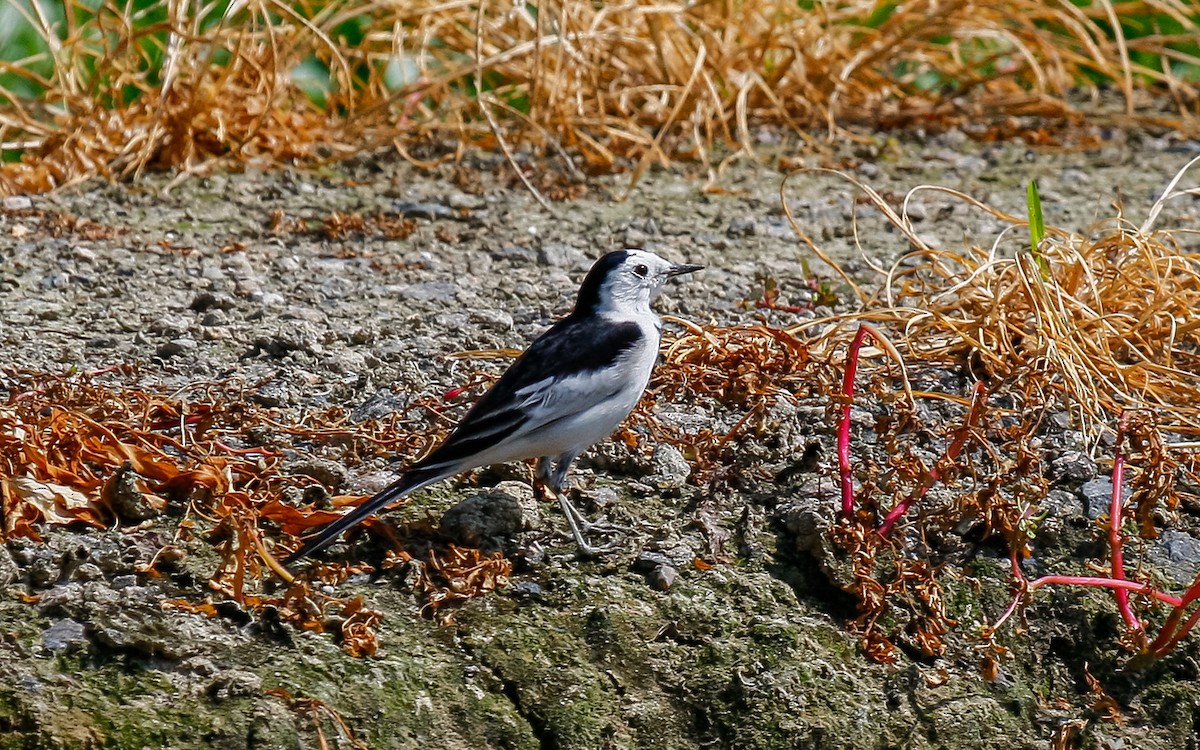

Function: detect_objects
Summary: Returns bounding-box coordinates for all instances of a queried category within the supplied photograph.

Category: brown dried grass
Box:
[793,155,1200,439]
[3,0,1199,194]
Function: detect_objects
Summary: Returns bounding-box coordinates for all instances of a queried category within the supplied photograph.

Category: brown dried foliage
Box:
[1,368,507,655]
[798,160,1200,438]
[634,321,815,482]
[3,0,1198,194]
[1,207,128,242]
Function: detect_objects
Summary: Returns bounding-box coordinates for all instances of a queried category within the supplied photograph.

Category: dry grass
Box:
[2,0,1199,194]
[792,156,1200,439]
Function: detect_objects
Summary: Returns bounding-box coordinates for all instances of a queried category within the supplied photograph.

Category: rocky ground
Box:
[3,128,1200,749]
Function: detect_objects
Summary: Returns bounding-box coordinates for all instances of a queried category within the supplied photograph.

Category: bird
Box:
[285,249,702,563]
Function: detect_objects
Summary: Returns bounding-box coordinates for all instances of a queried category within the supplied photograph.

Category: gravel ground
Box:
[3,128,1200,749]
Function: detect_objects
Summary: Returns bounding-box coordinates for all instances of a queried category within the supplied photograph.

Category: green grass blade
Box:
[1027,179,1050,280]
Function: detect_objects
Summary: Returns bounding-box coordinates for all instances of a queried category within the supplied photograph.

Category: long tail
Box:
[283,466,447,565]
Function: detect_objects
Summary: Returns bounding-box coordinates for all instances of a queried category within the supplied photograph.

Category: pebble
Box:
[439,490,524,549]
[350,389,408,423]
[399,281,459,302]
[647,564,677,591]
[494,245,538,265]
[206,670,264,701]
[189,291,236,312]
[41,618,88,653]
[446,191,484,210]
[1049,450,1097,483]
[508,581,544,599]
[648,445,691,489]
[106,463,162,521]
[392,200,455,220]
[727,217,758,237]
[1149,530,1200,587]
[288,458,349,491]
[156,338,196,358]
[633,551,673,571]
[537,243,586,267]
[1079,477,1117,519]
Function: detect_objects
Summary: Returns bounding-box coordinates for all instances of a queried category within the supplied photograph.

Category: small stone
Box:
[727,217,758,237]
[28,550,63,589]
[494,245,537,264]
[289,459,349,491]
[156,338,196,358]
[107,462,163,521]
[392,201,455,220]
[633,550,673,572]
[1149,530,1200,587]
[508,581,543,599]
[648,445,691,489]
[72,562,103,582]
[470,309,513,331]
[189,291,236,312]
[206,670,264,701]
[537,243,586,267]
[41,618,88,654]
[351,389,408,423]
[446,192,484,210]
[1080,477,1116,519]
[440,490,524,549]
[180,656,218,676]
[36,583,84,615]
[1050,450,1097,483]
[2,195,33,210]
[647,564,677,591]
[399,281,458,302]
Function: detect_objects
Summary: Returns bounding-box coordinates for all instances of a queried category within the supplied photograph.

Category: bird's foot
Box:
[555,491,627,558]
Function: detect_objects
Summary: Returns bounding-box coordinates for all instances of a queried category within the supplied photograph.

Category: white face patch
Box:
[595,250,677,315]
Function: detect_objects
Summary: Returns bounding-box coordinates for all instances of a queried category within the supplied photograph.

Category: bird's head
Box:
[574,249,703,316]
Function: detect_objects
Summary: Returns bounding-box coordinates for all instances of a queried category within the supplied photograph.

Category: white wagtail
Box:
[285,249,702,563]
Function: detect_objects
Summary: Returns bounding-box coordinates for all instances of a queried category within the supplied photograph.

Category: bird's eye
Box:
[633,263,649,278]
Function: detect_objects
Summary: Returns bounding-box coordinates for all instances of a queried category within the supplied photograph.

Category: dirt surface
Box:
[3,128,1200,749]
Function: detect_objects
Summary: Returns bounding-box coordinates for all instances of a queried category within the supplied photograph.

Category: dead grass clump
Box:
[803,158,1200,437]
[3,0,1199,194]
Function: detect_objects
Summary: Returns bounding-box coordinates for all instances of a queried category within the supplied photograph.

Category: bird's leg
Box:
[533,457,557,503]
[545,454,626,557]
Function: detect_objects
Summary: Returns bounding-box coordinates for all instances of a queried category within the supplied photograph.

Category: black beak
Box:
[667,263,704,277]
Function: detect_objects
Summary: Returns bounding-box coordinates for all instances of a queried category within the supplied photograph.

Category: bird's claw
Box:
[573,537,623,559]
[555,491,627,558]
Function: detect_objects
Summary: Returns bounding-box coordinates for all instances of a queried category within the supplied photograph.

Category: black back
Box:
[415,312,642,471]
[574,250,629,314]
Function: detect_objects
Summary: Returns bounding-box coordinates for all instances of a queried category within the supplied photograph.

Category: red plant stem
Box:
[1146,574,1200,655]
[1149,605,1200,658]
[993,574,1185,633]
[877,381,987,536]
[1027,575,1183,607]
[1110,411,1138,631]
[838,325,872,519]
